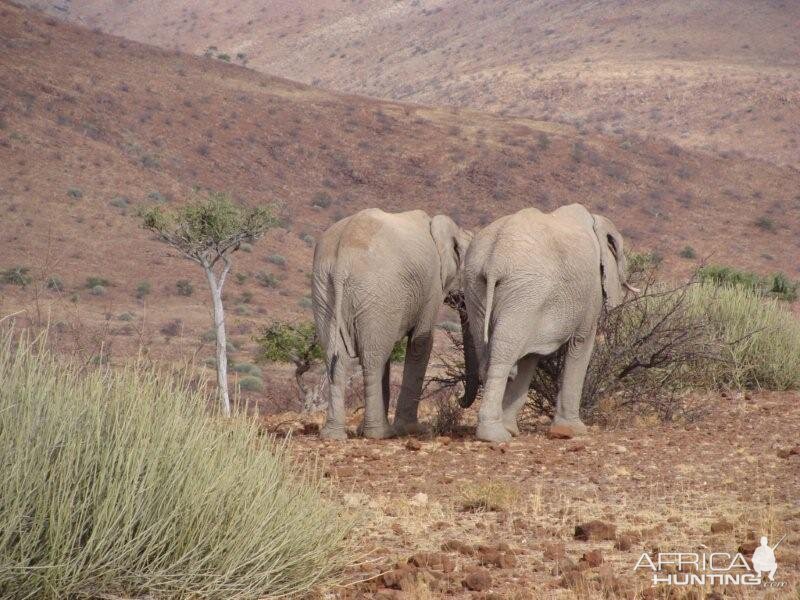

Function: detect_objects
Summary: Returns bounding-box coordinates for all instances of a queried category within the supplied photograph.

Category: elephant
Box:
[461,204,638,443]
[311,208,475,440]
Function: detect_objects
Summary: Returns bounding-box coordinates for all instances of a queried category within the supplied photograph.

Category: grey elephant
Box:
[461,204,638,443]
[312,208,475,439]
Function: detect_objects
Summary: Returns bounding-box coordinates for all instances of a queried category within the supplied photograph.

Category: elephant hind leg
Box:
[393,333,433,436]
[361,361,393,439]
[476,361,514,443]
[552,328,596,436]
[320,353,349,440]
[501,354,539,436]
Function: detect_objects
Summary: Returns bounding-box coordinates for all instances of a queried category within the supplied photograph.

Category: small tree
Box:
[142,192,279,415]
[255,322,325,410]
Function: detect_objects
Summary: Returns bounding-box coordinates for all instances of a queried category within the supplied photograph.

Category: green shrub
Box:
[256,271,279,288]
[754,216,776,232]
[46,276,63,291]
[238,375,264,392]
[390,339,407,363]
[0,331,352,598]
[135,281,151,299]
[176,279,194,296]
[200,329,216,343]
[67,188,83,199]
[1,266,32,287]
[233,362,263,378]
[89,285,106,296]
[698,265,798,302]
[267,253,287,267]
[679,246,696,259]
[85,276,110,288]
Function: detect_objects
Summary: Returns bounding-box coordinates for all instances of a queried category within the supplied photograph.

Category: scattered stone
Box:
[436,436,452,445]
[408,552,455,572]
[710,519,734,534]
[547,424,575,439]
[581,549,603,567]
[777,446,800,459]
[405,438,422,451]
[615,535,633,551]
[476,546,517,569]
[574,520,617,541]
[463,567,492,591]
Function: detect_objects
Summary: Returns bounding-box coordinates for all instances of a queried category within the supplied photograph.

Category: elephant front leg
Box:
[361,363,393,439]
[393,334,433,436]
[501,354,538,436]
[552,330,595,437]
[320,356,349,441]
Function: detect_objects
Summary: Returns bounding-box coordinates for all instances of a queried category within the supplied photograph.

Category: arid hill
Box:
[25,0,800,168]
[1,1,799,369]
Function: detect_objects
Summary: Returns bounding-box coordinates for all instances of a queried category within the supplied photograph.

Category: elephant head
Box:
[591,214,638,308]
[430,215,480,408]
[430,215,471,294]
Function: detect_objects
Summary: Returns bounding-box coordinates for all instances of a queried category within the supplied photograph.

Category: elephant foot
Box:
[503,418,520,437]
[360,422,394,439]
[550,416,588,437]
[392,419,429,437]
[319,424,347,441]
[476,421,512,443]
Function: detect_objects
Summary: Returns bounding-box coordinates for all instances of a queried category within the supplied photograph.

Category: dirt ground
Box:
[267,391,800,599]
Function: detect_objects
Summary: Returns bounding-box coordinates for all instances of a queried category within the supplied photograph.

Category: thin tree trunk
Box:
[204,265,231,417]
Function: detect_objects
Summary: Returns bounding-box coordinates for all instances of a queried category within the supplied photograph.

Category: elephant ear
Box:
[430,215,468,293]
[592,214,627,309]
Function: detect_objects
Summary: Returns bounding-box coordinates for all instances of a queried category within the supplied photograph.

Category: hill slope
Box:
[1,1,799,369]
[25,0,800,168]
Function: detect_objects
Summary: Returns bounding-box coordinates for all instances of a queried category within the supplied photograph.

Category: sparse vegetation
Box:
[267,253,287,267]
[754,215,776,232]
[67,187,83,199]
[1,266,32,287]
[45,276,63,291]
[256,271,279,288]
[176,278,194,296]
[135,280,151,300]
[85,276,110,288]
[679,245,696,259]
[460,481,519,512]
[0,330,351,599]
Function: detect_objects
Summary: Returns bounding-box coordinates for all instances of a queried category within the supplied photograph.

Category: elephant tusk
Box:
[624,282,641,294]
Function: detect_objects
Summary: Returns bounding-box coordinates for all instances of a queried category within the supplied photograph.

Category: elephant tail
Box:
[483,274,496,344]
[327,273,354,380]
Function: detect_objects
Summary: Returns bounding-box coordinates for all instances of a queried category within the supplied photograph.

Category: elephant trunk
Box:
[457,299,480,408]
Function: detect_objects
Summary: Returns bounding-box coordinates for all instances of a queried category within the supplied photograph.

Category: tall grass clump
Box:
[689,283,800,390]
[0,330,352,599]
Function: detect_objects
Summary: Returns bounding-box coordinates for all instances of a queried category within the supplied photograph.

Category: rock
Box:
[547,424,575,439]
[738,541,758,555]
[710,519,734,534]
[612,444,628,453]
[408,552,454,573]
[581,549,603,567]
[436,436,452,445]
[542,542,566,560]
[615,535,633,551]
[569,442,586,452]
[442,539,476,556]
[777,446,800,459]
[463,567,492,591]
[574,520,617,541]
[410,492,428,506]
[477,546,516,569]
[405,438,422,451]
